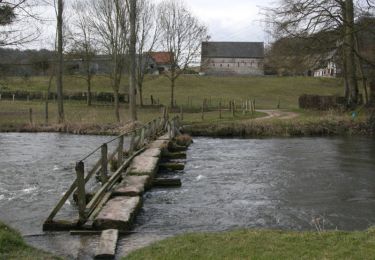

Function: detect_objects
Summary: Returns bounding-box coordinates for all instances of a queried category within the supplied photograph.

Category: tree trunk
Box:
[138,82,144,107]
[114,89,120,122]
[86,58,92,106]
[370,79,375,105]
[170,77,175,108]
[128,0,137,121]
[56,0,64,123]
[87,77,92,106]
[344,0,358,107]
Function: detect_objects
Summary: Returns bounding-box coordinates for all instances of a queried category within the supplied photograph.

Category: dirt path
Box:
[255,110,300,120]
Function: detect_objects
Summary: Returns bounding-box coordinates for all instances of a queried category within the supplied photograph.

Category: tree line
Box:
[265,0,375,108]
[0,0,207,123]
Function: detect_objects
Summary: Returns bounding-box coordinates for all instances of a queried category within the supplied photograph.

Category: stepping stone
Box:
[113,176,150,196]
[93,196,141,231]
[128,156,159,177]
[140,148,161,158]
[95,229,118,259]
[149,139,169,149]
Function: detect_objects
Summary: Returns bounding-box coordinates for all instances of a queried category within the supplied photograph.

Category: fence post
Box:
[201,100,205,120]
[139,128,145,148]
[101,144,108,183]
[29,108,33,125]
[12,94,15,102]
[75,161,86,224]
[277,98,281,109]
[231,101,235,118]
[219,101,222,119]
[118,136,124,166]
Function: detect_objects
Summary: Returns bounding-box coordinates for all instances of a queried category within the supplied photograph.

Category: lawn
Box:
[125,229,375,260]
[0,222,59,260]
[0,75,344,109]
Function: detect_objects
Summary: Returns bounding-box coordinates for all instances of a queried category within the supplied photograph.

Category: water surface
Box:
[1,134,375,259]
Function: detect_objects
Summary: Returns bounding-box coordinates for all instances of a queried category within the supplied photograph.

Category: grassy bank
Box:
[0,100,263,134]
[184,110,373,137]
[0,222,58,259]
[125,229,375,259]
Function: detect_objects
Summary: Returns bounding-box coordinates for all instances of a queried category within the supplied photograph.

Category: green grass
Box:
[125,229,375,260]
[0,222,59,259]
[1,75,344,109]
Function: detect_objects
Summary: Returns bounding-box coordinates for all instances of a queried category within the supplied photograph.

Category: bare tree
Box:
[265,0,375,107]
[56,0,64,123]
[128,0,137,121]
[0,0,41,47]
[89,0,129,122]
[70,0,97,106]
[135,0,158,107]
[157,0,208,108]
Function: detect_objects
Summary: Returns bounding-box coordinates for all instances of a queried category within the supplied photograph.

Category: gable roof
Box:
[202,42,264,59]
[149,52,173,65]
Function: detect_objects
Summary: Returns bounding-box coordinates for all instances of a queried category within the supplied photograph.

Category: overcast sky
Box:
[180,0,275,43]
[26,0,276,49]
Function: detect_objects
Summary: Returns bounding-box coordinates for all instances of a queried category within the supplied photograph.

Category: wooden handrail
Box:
[45,116,171,224]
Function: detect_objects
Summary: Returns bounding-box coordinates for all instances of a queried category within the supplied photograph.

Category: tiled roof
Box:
[202,42,264,59]
[149,52,173,65]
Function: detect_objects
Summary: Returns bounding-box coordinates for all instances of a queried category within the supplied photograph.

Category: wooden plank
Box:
[101,144,108,183]
[153,178,182,187]
[159,163,185,171]
[43,220,79,231]
[88,192,112,222]
[95,229,119,259]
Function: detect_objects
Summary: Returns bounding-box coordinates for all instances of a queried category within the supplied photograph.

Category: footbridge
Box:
[43,115,191,258]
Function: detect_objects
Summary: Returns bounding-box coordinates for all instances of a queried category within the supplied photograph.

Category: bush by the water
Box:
[299,94,347,110]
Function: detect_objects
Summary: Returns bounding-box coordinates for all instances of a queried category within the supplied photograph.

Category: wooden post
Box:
[29,108,33,125]
[151,95,154,105]
[101,144,108,183]
[219,101,222,119]
[180,106,184,121]
[118,136,124,166]
[201,100,205,120]
[253,99,256,112]
[139,128,145,147]
[277,98,281,109]
[75,161,86,223]
[12,94,15,102]
[129,132,136,154]
[231,101,235,118]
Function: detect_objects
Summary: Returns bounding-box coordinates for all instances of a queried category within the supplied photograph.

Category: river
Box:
[0,133,375,259]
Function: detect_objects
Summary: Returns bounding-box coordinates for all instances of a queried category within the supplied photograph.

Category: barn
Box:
[201,41,264,76]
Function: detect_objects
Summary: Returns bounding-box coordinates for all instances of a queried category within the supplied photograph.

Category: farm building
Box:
[201,42,264,76]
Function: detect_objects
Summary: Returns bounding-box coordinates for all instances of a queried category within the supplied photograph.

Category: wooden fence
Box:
[44,115,181,227]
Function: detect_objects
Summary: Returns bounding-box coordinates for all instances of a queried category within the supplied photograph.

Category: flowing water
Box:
[1,133,375,259]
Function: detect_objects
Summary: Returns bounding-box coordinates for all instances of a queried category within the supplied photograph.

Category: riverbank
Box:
[0,222,59,259]
[124,229,375,259]
[184,110,374,137]
[1,110,373,137]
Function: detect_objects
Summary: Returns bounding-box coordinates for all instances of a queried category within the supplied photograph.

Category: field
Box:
[1,75,344,109]
[0,75,346,130]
